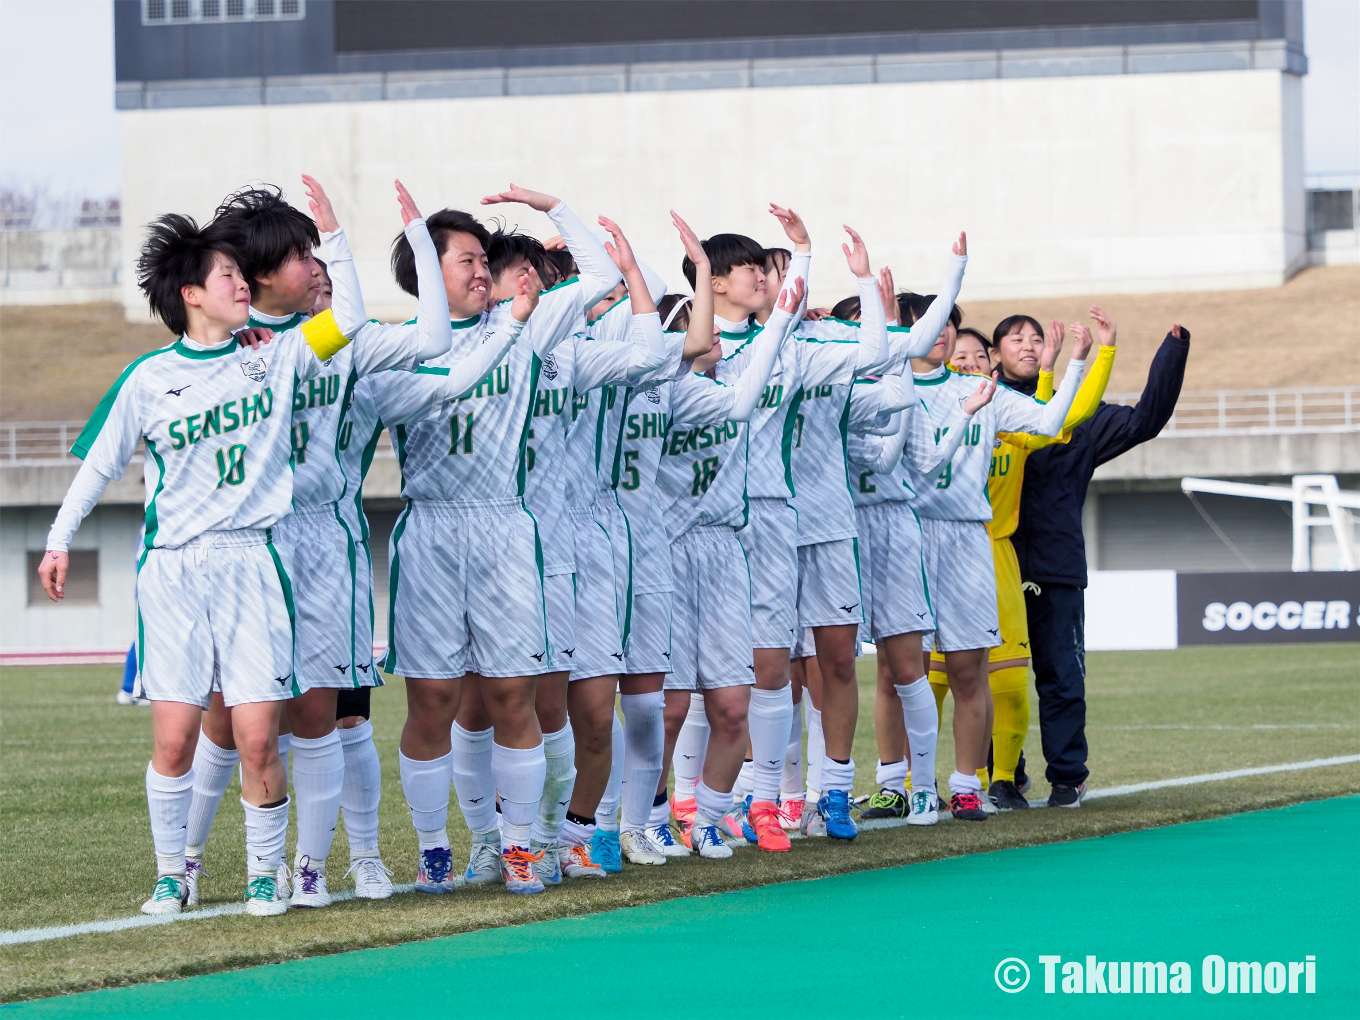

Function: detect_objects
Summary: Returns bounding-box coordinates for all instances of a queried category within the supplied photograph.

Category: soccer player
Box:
[905,296,1091,821]
[179,178,453,908]
[374,184,621,895]
[40,210,366,916]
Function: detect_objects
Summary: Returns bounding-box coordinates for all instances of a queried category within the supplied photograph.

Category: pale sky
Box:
[0,0,1356,197]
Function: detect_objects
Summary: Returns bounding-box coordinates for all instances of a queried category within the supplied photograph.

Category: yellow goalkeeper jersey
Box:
[985,345,1116,541]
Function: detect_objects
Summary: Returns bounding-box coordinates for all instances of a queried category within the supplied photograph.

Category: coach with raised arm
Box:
[1008,322,1191,808]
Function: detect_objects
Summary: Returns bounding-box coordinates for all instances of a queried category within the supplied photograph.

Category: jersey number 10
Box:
[215,444,247,488]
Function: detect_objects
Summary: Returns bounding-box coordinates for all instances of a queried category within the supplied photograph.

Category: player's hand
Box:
[1171,322,1185,340]
[962,377,997,415]
[1039,320,1063,373]
[598,216,637,274]
[953,231,967,257]
[395,179,423,227]
[804,307,831,320]
[301,174,339,233]
[841,225,870,278]
[481,184,559,213]
[878,266,897,324]
[235,326,275,350]
[1090,306,1117,346]
[510,267,543,323]
[1070,321,1095,360]
[37,550,67,602]
[672,211,708,266]
[769,203,810,250]
[777,276,807,313]
[542,235,567,251]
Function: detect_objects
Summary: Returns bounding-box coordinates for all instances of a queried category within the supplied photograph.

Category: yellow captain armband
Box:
[300,309,351,361]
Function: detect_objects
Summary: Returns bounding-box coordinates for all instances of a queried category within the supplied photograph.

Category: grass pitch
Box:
[1,644,1357,1001]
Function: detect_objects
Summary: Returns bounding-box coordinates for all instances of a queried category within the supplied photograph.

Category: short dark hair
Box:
[897,291,962,330]
[540,247,577,289]
[212,186,319,296]
[136,213,239,337]
[390,208,490,297]
[955,327,992,353]
[657,293,692,333]
[682,232,766,290]
[830,294,861,322]
[764,247,792,277]
[991,314,1044,347]
[487,228,547,283]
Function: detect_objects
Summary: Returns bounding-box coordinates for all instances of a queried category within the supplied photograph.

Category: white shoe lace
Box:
[275,862,292,897]
[344,857,393,889]
[470,842,500,874]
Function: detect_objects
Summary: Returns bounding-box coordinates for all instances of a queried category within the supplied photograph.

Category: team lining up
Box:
[40,175,1110,915]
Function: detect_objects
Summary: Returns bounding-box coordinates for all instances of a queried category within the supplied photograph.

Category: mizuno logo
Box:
[681,754,696,759]
[662,651,671,659]
[469,797,484,804]
[334,664,349,674]
[530,652,545,662]
[611,652,624,661]
[916,751,928,757]
[1019,640,1030,648]
[274,674,291,687]
[915,611,928,619]
[987,628,1000,636]
[766,760,780,766]
[357,663,370,673]
[166,384,191,396]
[840,603,860,613]
[562,648,575,657]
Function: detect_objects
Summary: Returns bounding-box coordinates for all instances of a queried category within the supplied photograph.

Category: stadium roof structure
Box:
[114,0,1307,109]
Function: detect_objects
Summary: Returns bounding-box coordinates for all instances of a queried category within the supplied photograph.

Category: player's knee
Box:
[235,733,278,776]
[709,702,747,744]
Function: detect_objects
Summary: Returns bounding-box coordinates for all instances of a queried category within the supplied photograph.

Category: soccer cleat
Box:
[275,861,293,900]
[988,780,1030,812]
[817,790,858,840]
[140,875,187,915]
[530,840,562,886]
[501,846,546,894]
[747,800,791,852]
[1047,782,1087,809]
[465,836,502,885]
[978,790,999,815]
[558,842,607,879]
[183,855,207,907]
[800,800,828,837]
[861,788,909,819]
[344,856,395,900]
[670,794,696,847]
[243,874,288,916]
[691,822,733,859]
[115,689,147,706]
[778,798,805,831]
[589,827,623,874]
[290,854,332,908]
[620,828,668,865]
[719,799,753,844]
[949,791,988,821]
[415,847,461,893]
[907,789,940,826]
[1015,754,1031,796]
[647,822,691,857]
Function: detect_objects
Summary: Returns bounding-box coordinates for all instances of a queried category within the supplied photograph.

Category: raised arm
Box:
[724,276,804,421]
[395,180,453,363]
[841,227,887,372]
[674,211,716,362]
[995,329,1090,438]
[905,377,996,476]
[303,174,367,339]
[884,233,968,367]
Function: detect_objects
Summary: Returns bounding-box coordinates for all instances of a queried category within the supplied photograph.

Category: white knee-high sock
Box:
[595,713,625,832]
[242,796,290,878]
[781,698,804,800]
[146,764,195,876]
[876,758,909,795]
[185,734,238,854]
[449,723,496,836]
[619,692,664,832]
[748,685,794,803]
[693,780,733,830]
[398,749,452,851]
[672,693,709,799]
[338,721,382,857]
[896,677,938,794]
[805,705,825,802]
[492,742,546,849]
[532,724,576,845]
[277,733,292,776]
[734,759,754,801]
[821,756,855,796]
[290,730,345,864]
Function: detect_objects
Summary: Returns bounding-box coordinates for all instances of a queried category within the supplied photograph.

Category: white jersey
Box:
[847,377,914,508]
[524,335,577,574]
[52,314,349,551]
[907,363,1085,521]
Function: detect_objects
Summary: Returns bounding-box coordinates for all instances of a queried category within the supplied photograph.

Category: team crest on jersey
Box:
[542,353,559,380]
[644,386,661,404]
[241,357,268,382]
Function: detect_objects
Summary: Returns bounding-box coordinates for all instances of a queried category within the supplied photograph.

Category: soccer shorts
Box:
[665,526,755,691]
[792,625,815,661]
[736,497,798,650]
[592,497,634,647]
[796,538,865,628]
[384,498,550,680]
[271,504,380,690]
[354,538,380,683]
[625,590,673,675]
[921,517,1000,653]
[544,572,576,673]
[855,501,934,641]
[931,536,1030,668]
[134,528,300,708]
[570,507,625,680]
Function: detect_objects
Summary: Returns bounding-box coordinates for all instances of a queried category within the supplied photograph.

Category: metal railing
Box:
[3,387,1357,464]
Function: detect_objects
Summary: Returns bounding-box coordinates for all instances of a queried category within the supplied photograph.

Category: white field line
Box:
[3,754,1358,948]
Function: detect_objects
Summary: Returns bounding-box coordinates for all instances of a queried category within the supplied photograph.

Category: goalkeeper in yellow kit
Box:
[928,308,1116,811]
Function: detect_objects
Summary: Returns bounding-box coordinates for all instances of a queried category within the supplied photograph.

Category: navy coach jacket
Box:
[1006,328,1191,589]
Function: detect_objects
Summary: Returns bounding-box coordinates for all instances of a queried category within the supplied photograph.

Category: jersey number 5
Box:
[216,443,247,488]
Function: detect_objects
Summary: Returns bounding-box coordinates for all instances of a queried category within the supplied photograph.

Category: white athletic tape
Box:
[3,754,1357,947]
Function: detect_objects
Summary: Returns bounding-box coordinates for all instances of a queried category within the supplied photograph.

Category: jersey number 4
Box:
[215,443,247,488]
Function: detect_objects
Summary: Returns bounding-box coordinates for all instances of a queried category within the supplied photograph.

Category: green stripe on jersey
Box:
[172,338,239,360]
[70,346,175,459]
[382,504,414,675]
[266,534,302,697]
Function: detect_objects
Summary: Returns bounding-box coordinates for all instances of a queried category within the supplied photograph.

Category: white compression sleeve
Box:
[321,227,368,339]
[887,253,968,366]
[853,272,888,372]
[547,201,623,307]
[1031,358,1086,437]
[46,459,114,552]
[405,217,454,362]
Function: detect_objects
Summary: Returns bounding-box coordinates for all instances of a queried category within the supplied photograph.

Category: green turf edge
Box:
[5,779,1358,1003]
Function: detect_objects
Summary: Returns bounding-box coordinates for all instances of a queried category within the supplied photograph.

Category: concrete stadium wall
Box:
[117,66,1305,321]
